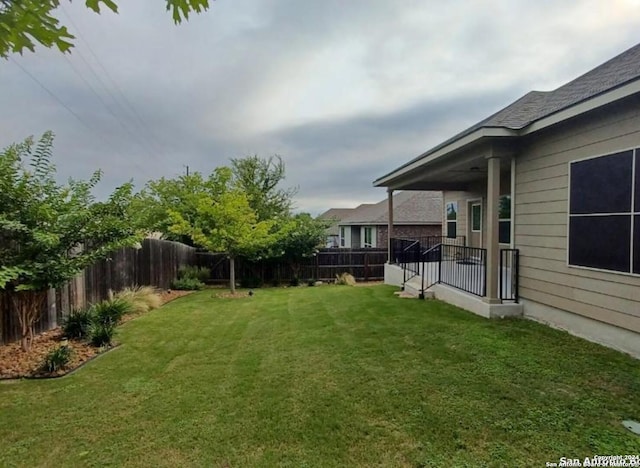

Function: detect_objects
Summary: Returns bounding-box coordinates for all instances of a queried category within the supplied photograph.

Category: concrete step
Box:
[394,290,419,299]
[403,278,435,299]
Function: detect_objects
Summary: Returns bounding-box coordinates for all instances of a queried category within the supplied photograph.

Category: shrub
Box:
[240,276,263,289]
[289,276,300,287]
[89,321,117,347]
[114,286,162,315]
[62,308,94,339]
[178,265,210,283]
[171,277,204,291]
[335,272,356,286]
[91,298,132,326]
[42,345,72,372]
[307,279,316,287]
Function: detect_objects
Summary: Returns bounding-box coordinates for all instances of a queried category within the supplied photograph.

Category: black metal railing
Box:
[439,244,487,297]
[391,236,466,290]
[391,237,522,301]
[420,243,442,298]
[499,249,519,302]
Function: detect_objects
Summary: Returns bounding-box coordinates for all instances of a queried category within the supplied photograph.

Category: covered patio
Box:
[376,140,522,317]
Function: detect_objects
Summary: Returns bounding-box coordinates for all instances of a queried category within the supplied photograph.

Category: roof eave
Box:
[373,127,515,187]
[521,77,640,135]
[374,78,640,189]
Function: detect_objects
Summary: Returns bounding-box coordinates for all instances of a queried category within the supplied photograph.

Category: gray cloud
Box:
[1,0,639,215]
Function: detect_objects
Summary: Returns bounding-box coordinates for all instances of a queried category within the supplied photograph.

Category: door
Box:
[468,200,482,248]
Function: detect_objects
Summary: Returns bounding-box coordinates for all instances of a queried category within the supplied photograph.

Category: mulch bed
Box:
[0,289,194,380]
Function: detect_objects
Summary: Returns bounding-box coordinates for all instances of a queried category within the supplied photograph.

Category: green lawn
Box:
[1,285,639,467]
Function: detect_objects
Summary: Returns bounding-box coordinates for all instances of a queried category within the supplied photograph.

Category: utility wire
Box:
[9,56,153,180]
[59,4,172,162]
[9,56,93,134]
[60,51,158,161]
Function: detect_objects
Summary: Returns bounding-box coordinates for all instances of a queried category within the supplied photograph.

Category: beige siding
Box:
[515,96,640,333]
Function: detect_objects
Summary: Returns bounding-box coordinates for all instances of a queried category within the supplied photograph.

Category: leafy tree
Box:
[0,132,143,351]
[276,214,329,280]
[168,186,273,294]
[132,169,230,244]
[0,0,211,58]
[230,155,297,222]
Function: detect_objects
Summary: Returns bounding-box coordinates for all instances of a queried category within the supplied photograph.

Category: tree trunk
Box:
[10,290,46,352]
[229,256,236,294]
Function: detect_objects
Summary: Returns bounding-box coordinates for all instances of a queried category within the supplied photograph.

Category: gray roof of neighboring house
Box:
[318,208,360,235]
[339,191,442,225]
[381,42,640,178]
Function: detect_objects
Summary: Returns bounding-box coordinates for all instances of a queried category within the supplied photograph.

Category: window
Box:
[446,201,458,238]
[568,149,639,274]
[362,226,376,248]
[499,195,511,244]
[340,226,346,248]
[471,203,481,232]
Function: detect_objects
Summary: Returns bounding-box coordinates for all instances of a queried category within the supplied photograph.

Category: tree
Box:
[0,0,211,58]
[230,155,297,222]
[0,132,143,351]
[132,170,230,244]
[276,214,329,280]
[168,186,273,294]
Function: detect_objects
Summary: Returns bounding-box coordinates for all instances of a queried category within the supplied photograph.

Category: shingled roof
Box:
[478,42,640,130]
[340,191,442,225]
[318,207,361,236]
[378,42,640,182]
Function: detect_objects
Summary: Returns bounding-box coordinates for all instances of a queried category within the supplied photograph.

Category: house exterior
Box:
[374,42,640,358]
[319,191,442,249]
[317,208,358,248]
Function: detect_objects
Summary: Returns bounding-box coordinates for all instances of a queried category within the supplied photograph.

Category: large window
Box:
[568,148,639,274]
[446,202,458,238]
[340,226,346,248]
[499,194,511,244]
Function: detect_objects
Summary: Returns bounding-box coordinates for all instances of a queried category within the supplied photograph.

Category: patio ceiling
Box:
[376,138,515,191]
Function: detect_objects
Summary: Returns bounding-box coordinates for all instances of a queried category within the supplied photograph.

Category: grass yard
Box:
[1,285,639,467]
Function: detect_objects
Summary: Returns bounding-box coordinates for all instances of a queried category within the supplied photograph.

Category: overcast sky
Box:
[2,0,640,215]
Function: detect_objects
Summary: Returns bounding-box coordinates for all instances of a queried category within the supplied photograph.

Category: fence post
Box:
[364,252,369,282]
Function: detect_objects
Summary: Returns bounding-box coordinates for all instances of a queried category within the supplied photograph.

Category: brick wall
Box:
[376,224,442,248]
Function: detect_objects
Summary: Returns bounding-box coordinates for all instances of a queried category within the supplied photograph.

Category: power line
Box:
[59,3,172,162]
[9,57,154,180]
[9,56,93,134]
[60,51,158,161]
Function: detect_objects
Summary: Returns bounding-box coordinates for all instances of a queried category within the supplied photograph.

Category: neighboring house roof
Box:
[375,41,640,186]
[339,191,442,225]
[317,208,358,236]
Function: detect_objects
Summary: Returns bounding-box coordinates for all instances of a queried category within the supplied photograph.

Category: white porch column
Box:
[485,156,501,303]
[387,188,394,263]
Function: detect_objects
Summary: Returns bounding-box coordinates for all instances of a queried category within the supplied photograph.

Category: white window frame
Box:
[471,203,482,233]
[499,194,511,245]
[361,226,376,248]
[445,201,458,238]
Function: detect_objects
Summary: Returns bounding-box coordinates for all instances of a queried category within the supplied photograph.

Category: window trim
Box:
[499,194,512,245]
[446,201,458,238]
[471,203,482,233]
[361,226,376,248]
[566,147,640,277]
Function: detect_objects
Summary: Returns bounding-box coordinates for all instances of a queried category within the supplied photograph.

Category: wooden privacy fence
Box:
[196,248,388,284]
[1,244,386,345]
[1,239,196,345]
